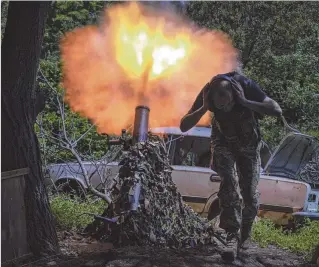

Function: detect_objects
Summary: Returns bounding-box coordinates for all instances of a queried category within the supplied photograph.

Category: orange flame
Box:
[61,2,238,134]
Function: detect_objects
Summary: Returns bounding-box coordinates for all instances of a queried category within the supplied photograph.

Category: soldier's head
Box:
[211,80,234,112]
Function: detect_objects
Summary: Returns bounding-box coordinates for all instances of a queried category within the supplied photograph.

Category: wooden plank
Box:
[1,168,29,180]
[1,169,30,262]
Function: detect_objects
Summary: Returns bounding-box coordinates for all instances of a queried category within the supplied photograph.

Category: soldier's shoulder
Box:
[231,72,251,87]
[231,72,247,80]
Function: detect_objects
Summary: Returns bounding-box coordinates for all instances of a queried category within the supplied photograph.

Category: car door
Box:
[165,134,220,215]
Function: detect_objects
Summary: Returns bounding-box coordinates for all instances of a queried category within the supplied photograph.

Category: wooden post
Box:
[1,168,30,263]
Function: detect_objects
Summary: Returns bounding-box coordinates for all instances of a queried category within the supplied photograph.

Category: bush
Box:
[252,218,319,255]
[50,194,106,229]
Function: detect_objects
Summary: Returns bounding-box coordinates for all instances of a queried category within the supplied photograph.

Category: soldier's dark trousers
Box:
[212,141,261,234]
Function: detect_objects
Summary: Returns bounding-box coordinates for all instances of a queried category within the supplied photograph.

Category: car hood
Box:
[262,133,319,180]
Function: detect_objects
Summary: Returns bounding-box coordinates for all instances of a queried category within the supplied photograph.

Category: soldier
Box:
[180,71,282,262]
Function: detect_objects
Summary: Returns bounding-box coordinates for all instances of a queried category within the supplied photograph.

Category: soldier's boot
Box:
[240,223,253,250]
[221,232,240,262]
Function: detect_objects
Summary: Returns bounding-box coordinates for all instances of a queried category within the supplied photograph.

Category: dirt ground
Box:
[11,230,315,267]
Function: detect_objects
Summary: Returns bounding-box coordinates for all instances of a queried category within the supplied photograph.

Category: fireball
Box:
[61,2,237,133]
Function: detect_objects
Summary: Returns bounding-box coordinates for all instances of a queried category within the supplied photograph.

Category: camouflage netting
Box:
[87,135,216,248]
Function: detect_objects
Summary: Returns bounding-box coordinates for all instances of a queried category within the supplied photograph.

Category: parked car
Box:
[45,126,319,225]
[260,131,319,222]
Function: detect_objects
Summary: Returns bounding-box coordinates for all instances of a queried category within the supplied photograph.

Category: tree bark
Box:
[1,1,59,256]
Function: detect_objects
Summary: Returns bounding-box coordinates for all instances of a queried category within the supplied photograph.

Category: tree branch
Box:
[36,84,113,204]
[69,146,112,203]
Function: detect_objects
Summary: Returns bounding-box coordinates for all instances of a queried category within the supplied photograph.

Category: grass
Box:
[50,194,318,257]
[50,194,106,229]
[252,218,319,256]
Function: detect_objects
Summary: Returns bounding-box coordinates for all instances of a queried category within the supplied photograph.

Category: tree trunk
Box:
[1,1,59,256]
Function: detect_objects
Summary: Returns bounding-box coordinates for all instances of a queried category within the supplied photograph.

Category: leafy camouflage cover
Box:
[89,134,216,248]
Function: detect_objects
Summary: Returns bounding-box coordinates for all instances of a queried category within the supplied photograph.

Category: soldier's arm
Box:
[180,83,210,132]
[180,106,208,132]
[233,78,282,117]
[242,96,282,117]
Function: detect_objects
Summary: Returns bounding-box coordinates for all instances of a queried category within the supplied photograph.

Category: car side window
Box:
[172,136,211,168]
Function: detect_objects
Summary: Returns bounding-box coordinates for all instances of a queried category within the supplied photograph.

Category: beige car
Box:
[46,126,319,225]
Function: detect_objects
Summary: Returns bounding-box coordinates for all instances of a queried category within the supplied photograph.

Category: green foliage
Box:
[36,105,110,163]
[1,1,9,39]
[252,219,319,255]
[50,194,106,229]
[307,129,319,140]
[43,1,107,56]
[259,117,286,149]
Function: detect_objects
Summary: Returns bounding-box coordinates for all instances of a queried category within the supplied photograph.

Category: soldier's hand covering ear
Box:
[231,80,247,105]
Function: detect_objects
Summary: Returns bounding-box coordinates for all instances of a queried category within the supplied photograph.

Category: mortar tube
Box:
[133,105,150,143]
[129,105,150,211]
